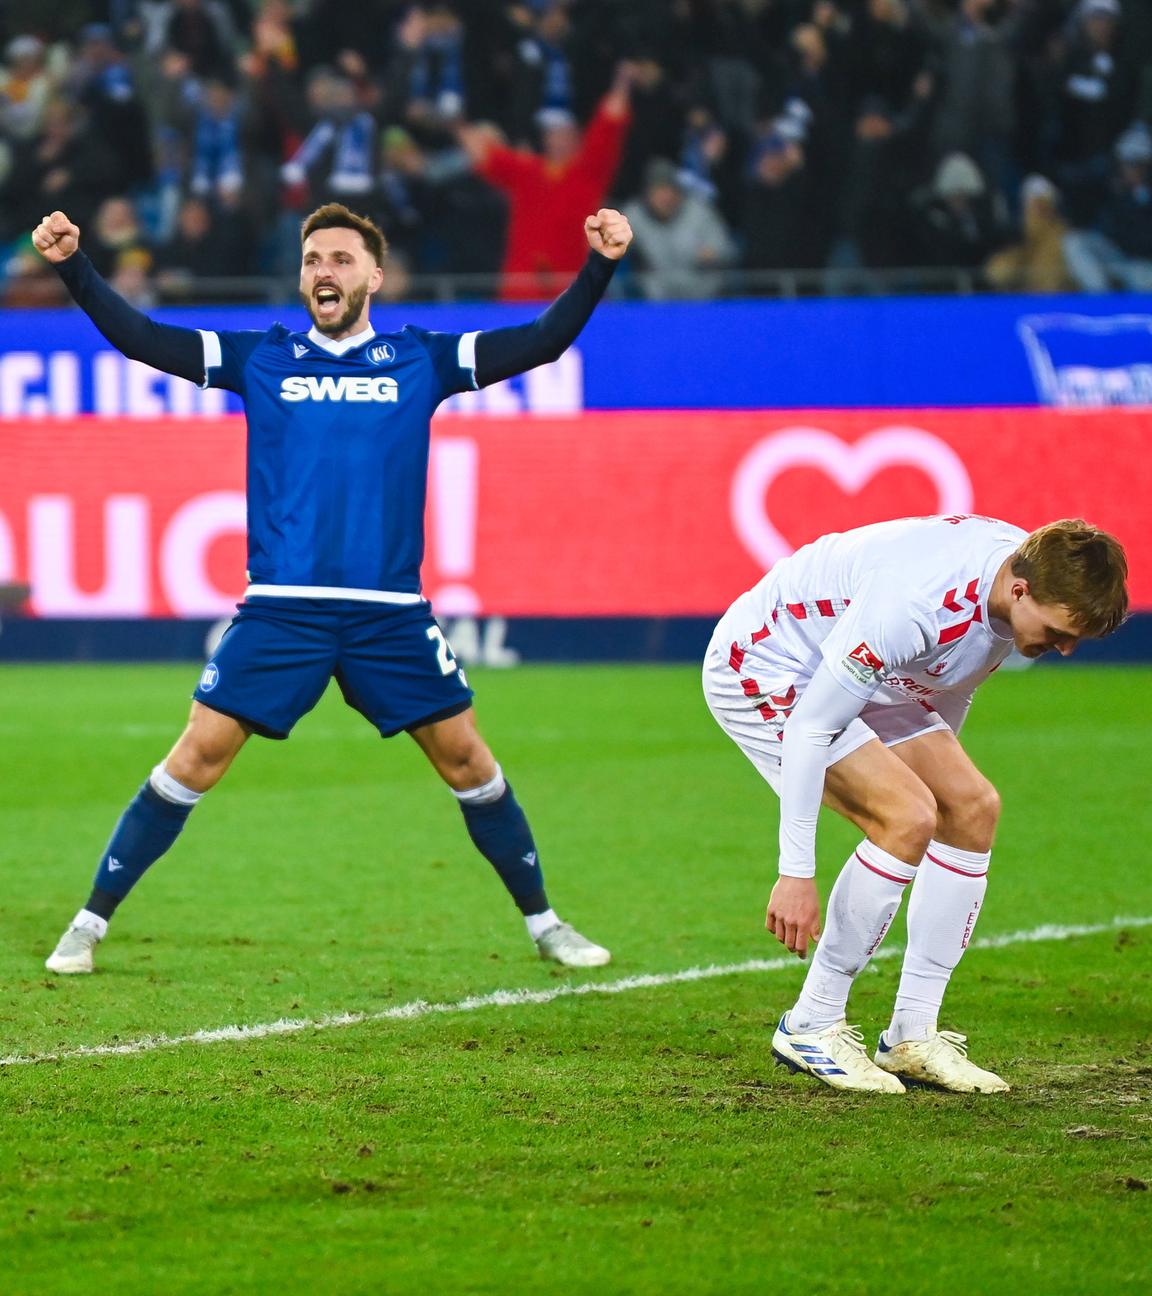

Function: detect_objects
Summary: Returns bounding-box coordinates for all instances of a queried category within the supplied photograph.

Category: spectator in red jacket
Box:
[459,63,633,300]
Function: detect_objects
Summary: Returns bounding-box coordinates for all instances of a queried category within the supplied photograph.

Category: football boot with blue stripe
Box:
[772,1014,906,1093]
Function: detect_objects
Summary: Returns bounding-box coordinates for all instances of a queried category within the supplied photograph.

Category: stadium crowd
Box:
[1,0,1151,302]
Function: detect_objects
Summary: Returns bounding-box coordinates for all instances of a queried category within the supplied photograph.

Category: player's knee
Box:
[974,778,1002,835]
[435,738,497,791]
[887,791,938,862]
[165,747,231,792]
[166,731,240,791]
[941,776,1001,847]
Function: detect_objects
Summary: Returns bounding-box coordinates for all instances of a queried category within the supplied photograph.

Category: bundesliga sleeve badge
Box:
[843,641,885,688]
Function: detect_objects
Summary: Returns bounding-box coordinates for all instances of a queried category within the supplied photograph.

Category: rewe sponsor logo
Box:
[280,375,399,403]
[884,674,941,698]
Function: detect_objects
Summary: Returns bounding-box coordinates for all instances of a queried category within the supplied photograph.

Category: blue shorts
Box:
[193,598,473,739]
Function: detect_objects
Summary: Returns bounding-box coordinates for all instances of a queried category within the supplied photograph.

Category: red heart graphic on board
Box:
[729,427,975,568]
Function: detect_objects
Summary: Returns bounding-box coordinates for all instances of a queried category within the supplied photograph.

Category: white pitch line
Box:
[3,914,1149,1069]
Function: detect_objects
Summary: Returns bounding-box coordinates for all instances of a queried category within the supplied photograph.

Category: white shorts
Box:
[701,634,950,794]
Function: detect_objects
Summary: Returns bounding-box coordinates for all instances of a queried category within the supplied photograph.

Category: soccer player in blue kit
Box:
[33,201,633,975]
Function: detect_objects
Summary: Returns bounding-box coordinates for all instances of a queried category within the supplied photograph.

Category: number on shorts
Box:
[426,625,460,677]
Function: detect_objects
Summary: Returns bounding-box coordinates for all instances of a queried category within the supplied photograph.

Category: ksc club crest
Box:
[199,663,220,692]
[368,342,396,365]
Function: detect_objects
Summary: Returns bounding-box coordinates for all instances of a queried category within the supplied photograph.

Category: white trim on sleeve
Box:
[197,329,222,389]
[458,330,480,389]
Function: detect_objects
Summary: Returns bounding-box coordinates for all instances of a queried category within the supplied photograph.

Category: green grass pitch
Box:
[1,662,1150,1294]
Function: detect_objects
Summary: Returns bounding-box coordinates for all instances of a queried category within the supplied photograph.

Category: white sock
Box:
[886,839,990,1046]
[150,763,203,806]
[525,908,560,941]
[788,840,918,1034]
[72,909,108,939]
[451,765,506,806]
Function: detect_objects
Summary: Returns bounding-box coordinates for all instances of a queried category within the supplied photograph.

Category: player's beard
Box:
[305,280,370,336]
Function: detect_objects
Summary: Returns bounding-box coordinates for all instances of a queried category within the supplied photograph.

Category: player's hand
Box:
[585,208,632,260]
[31,211,80,263]
[766,876,821,960]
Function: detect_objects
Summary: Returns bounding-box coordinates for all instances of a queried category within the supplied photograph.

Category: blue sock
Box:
[85,782,196,919]
[458,782,549,915]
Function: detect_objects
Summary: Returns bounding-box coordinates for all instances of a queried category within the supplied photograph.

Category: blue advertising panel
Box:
[2,293,1150,416]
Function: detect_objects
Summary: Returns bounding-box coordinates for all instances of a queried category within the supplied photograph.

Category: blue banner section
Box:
[3,293,1150,415]
[2,613,1149,665]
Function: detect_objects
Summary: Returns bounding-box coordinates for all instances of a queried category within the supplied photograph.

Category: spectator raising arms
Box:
[459,61,633,301]
[0,1,1150,297]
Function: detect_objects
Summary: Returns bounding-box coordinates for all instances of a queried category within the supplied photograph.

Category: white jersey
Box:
[714,514,1025,719]
[705,515,1026,878]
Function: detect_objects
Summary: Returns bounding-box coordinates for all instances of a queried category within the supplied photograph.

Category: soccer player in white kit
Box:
[703,516,1128,1093]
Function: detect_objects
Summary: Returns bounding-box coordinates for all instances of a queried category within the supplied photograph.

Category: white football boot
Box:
[535,921,611,968]
[45,921,102,974]
[772,1014,906,1093]
[874,1030,1010,1093]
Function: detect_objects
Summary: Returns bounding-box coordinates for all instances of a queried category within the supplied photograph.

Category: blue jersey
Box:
[200,322,479,598]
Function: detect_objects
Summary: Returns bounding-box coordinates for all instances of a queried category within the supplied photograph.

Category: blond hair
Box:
[1011,519,1128,637]
[300,203,387,267]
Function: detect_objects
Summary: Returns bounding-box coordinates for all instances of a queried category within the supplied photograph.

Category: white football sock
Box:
[525,908,560,940]
[150,763,203,806]
[452,765,506,806]
[72,909,108,939]
[787,840,918,1034]
[886,839,990,1046]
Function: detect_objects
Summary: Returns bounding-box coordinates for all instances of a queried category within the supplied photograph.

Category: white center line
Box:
[3,914,1148,1068]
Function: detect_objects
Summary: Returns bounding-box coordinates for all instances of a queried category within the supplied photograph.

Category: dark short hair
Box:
[300,204,388,267]
[1011,519,1128,637]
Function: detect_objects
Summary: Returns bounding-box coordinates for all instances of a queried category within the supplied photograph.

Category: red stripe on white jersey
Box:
[938,604,984,645]
[729,642,745,672]
[816,599,835,617]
